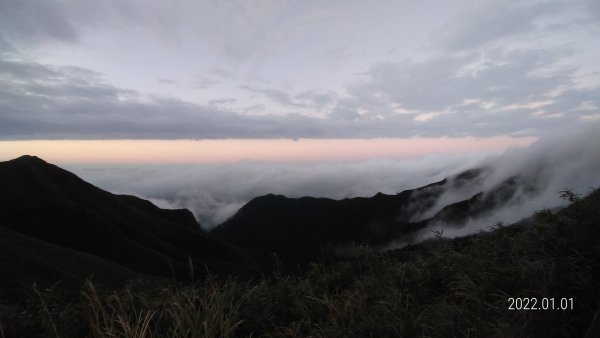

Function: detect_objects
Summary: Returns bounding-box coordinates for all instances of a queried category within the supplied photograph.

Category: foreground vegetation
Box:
[2,190,599,337]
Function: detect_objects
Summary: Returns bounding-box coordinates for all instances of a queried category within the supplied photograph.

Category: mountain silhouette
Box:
[212,168,527,257]
[2,155,596,338]
[0,155,258,297]
[1,155,530,297]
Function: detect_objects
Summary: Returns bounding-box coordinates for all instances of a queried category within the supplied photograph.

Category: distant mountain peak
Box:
[11,154,47,164]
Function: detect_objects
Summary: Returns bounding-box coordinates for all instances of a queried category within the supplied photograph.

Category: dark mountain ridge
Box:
[212,167,531,257]
[1,155,533,300]
[0,155,258,294]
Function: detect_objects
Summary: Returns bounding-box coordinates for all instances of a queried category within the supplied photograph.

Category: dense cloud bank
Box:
[69,124,600,236]
[70,153,486,229]
[389,124,600,246]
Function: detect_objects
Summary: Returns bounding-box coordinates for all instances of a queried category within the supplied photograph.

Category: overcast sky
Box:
[1,0,599,140]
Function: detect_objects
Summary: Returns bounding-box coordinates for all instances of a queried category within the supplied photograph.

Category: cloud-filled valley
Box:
[70,124,600,244]
[70,152,486,228]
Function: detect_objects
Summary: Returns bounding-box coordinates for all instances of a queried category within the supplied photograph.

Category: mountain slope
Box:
[0,155,259,286]
[0,225,137,302]
[8,185,598,338]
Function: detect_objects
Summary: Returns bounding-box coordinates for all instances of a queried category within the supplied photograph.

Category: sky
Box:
[0,0,598,164]
[0,136,536,164]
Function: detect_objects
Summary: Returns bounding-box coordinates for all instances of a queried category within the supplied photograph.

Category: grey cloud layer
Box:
[1,0,599,139]
[0,52,596,139]
[438,1,566,51]
[0,58,319,139]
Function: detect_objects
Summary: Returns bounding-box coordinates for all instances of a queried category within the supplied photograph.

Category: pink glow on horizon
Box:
[0,137,537,165]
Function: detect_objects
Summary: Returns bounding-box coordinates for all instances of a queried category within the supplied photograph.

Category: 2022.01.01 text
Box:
[507,297,574,310]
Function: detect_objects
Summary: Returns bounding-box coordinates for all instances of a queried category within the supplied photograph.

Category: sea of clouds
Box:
[69,125,600,241]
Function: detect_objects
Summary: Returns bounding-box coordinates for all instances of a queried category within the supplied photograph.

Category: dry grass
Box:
[10,190,600,337]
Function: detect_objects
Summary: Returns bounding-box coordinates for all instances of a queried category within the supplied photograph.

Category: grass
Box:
[3,189,600,337]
